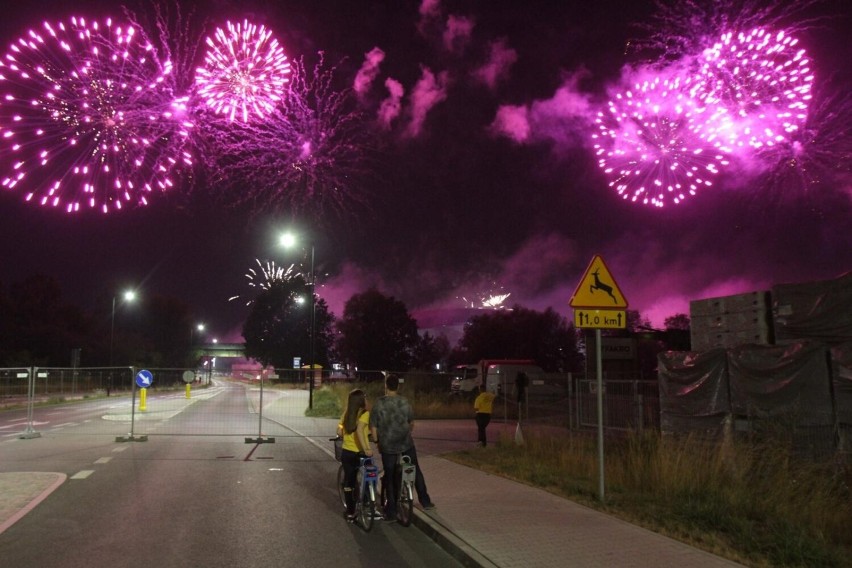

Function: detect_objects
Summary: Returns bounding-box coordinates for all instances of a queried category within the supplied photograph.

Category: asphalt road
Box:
[0,384,465,568]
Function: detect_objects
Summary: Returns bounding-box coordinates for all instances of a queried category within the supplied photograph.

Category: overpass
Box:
[193,343,245,359]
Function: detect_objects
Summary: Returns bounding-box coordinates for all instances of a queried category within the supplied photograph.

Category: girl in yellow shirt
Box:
[337,389,373,520]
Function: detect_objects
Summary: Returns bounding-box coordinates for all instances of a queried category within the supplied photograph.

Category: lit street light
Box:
[110,290,137,366]
[280,231,316,409]
[190,323,205,345]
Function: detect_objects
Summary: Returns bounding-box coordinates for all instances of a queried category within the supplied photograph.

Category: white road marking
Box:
[112,446,128,453]
[70,470,94,480]
[94,457,112,464]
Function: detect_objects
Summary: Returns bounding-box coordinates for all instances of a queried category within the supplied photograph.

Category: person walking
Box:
[370,373,434,521]
[337,388,373,522]
[473,384,496,447]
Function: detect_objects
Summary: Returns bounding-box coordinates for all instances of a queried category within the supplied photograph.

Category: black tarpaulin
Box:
[773,272,852,345]
[728,340,833,425]
[830,341,852,425]
[658,349,729,433]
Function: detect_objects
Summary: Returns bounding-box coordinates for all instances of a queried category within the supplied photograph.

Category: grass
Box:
[305,383,474,419]
[446,428,852,568]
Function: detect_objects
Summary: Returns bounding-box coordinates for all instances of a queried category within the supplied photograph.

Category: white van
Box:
[450,359,544,395]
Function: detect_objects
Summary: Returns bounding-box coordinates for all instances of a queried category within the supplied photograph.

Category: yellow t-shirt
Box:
[474,391,496,414]
[340,410,371,453]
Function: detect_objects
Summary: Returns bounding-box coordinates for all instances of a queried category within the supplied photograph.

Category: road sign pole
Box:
[596,329,605,503]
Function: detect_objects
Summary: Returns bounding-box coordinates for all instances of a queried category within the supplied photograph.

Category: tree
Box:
[663,313,691,351]
[335,288,419,371]
[411,332,451,370]
[452,306,581,372]
[0,274,94,366]
[242,276,333,368]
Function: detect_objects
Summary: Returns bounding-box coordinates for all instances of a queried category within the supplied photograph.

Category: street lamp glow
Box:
[110,289,138,366]
[277,228,317,409]
[279,232,297,249]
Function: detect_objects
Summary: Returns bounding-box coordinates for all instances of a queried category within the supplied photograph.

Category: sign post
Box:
[182,370,194,399]
[135,369,153,412]
[570,255,629,503]
[116,367,149,442]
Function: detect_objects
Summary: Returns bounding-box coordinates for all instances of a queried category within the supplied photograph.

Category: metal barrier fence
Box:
[1,366,311,442]
[2,366,661,441]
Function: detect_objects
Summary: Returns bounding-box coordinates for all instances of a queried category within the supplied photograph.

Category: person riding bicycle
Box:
[337,388,373,522]
[369,373,434,522]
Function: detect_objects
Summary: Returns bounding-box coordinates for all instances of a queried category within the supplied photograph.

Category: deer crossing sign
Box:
[569,255,628,309]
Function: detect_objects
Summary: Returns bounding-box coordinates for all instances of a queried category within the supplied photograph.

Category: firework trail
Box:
[0,16,193,213]
[229,259,299,305]
[592,74,731,207]
[200,53,380,223]
[744,83,852,199]
[194,20,290,123]
[632,0,823,64]
[695,27,813,151]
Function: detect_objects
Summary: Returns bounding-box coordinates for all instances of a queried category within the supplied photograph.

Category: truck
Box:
[450,359,545,396]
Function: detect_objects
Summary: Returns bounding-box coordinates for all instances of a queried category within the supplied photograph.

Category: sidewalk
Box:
[410,455,744,568]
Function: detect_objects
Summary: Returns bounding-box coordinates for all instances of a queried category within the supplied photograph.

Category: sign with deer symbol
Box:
[569,255,628,309]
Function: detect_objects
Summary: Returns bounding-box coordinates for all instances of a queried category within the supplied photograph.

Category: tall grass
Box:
[449,428,851,568]
[305,383,474,419]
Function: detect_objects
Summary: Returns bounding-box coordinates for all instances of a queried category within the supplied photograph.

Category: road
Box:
[0,382,465,568]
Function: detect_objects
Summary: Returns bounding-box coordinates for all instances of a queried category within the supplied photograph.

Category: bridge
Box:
[193,343,245,359]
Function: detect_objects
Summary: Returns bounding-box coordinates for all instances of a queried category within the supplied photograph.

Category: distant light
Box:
[212,338,218,343]
[197,323,205,331]
[123,290,136,302]
[279,232,297,248]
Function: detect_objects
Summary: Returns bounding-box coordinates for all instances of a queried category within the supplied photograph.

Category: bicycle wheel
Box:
[337,465,346,510]
[396,481,414,527]
[358,478,374,532]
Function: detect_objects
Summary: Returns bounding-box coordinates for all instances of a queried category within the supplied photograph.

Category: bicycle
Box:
[380,452,416,527]
[331,437,381,531]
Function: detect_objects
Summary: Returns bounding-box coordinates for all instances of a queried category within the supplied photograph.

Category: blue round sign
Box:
[135,369,154,388]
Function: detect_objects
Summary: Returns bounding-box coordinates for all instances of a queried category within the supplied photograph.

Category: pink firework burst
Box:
[592,75,732,207]
[194,20,290,123]
[0,16,193,213]
[199,53,379,223]
[696,28,814,150]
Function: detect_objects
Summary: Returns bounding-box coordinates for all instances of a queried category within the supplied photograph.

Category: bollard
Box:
[139,387,147,411]
[185,383,191,399]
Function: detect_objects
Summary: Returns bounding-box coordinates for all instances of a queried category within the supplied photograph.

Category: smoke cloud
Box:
[404,66,449,138]
[353,47,385,96]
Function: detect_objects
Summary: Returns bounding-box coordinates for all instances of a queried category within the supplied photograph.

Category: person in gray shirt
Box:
[370,373,434,521]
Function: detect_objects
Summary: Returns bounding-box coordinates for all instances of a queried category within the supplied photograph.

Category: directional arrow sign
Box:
[135,369,154,388]
[574,309,627,329]
[569,255,628,309]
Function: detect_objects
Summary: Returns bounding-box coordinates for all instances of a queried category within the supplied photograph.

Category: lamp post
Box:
[280,232,316,410]
[109,290,136,366]
[190,323,205,345]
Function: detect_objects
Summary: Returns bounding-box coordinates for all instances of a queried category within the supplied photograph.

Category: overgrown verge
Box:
[445,428,851,568]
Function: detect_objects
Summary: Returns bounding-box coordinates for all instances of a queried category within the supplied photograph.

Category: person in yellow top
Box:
[473,384,497,447]
[337,388,373,521]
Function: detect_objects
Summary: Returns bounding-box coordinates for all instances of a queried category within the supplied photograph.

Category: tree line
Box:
[0,273,691,374]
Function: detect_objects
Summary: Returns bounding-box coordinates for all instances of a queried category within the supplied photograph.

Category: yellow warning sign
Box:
[569,255,628,309]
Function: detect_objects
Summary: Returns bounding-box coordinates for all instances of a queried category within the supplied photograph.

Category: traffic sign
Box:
[135,369,154,388]
[574,309,627,329]
[182,371,195,384]
[569,255,628,309]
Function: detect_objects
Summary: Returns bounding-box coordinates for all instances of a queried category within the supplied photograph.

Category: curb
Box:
[411,508,499,568]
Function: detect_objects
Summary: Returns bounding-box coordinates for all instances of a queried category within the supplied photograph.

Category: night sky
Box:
[1,0,850,342]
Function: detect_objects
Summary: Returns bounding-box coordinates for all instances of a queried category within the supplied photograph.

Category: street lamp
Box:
[110,290,137,366]
[280,231,316,409]
[190,323,205,345]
